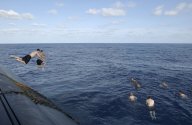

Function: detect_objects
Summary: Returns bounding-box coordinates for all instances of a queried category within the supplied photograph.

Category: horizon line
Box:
[0,42,192,44]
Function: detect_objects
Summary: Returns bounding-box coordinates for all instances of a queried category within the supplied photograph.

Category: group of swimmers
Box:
[10,49,46,67]
[10,50,189,120]
[128,78,156,120]
[128,78,189,120]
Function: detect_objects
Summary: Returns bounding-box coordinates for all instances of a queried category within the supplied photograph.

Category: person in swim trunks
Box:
[178,90,188,99]
[12,49,41,64]
[146,96,156,120]
[21,54,32,64]
[36,59,43,65]
[131,78,141,90]
[129,92,137,102]
[36,50,46,66]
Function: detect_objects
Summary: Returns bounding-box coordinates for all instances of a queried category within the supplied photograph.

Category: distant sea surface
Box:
[0,43,192,125]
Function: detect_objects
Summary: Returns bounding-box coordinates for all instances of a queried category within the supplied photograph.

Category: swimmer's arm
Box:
[37,53,46,61]
[41,52,46,60]
[40,57,46,61]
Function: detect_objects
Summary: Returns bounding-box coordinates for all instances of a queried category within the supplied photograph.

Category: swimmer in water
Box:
[146,96,156,120]
[178,90,188,99]
[131,78,141,90]
[36,50,46,66]
[128,92,137,102]
[159,82,168,89]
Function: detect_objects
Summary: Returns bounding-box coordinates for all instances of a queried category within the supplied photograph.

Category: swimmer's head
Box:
[129,93,137,102]
[160,82,168,88]
[179,91,186,96]
[147,96,151,99]
[179,90,184,94]
[37,49,40,51]
[178,91,187,99]
[136,84,141,88]
[131,78,134,81]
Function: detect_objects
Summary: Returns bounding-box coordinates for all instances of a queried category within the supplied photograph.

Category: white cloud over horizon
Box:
[153,5,164,16]
[101,8,126,16]
[111,20,125,25]
[0,26,191,43]
[32,23,46,27]
[153,2,192,16]
[86,1,136,17]
[86,8,126,17]
[67,16,79,21]
[0,9,34,20]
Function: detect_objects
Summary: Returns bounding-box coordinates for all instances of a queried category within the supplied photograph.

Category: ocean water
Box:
[0,43,192,125]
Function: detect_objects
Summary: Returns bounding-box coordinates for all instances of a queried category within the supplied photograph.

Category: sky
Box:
[0,0,192,43]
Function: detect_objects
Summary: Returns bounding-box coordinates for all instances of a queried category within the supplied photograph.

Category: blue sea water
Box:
[0,43,192,125]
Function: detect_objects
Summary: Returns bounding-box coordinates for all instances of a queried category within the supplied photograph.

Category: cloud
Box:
[22,13,34,19]
[0,26,191,43]
[0,9,34,20]
[48,9,58,15]
[86,8,126,16]
[48,3,64,16]
[153,5,164,16]
[113,1,125,8]
[9,23,16,26]
[32,23,46,27]
[0,28,26,35]
[127,1,137,8]
[164,2,192,16]
[153,2,192,16]
[101,8,126,16]
[113,1,136,8]
[56,3,64,7]
[86,9,100,15]
[111,20,125,25]
[164,10,178,16]
[67,16,79,21]
[86,1,135,17]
